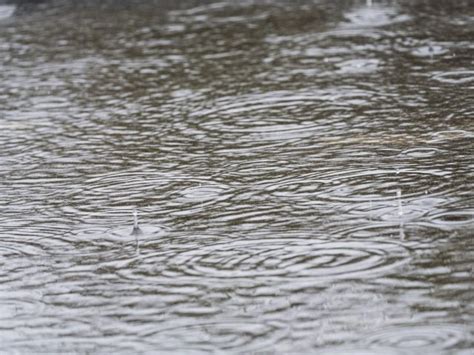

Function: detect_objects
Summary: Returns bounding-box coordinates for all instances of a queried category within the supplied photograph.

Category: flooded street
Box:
[0,0,473,352]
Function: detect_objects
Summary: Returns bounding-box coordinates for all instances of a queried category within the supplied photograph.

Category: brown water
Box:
[0,0,473,353]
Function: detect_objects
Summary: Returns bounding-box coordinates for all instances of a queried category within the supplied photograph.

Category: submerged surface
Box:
[0,0,473,352]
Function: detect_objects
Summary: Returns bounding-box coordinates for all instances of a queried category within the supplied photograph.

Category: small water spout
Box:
[397,189,405,240]
[131,209,142,254]
[397,189,403,218]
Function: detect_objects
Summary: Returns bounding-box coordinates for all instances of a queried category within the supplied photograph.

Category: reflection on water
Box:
[0,0,473,352]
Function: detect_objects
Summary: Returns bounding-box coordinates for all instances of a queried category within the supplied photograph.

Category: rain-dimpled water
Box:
[0,0,473,353]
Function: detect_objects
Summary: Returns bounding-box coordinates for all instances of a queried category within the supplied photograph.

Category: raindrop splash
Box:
[397,189,405,240]
[131,209,142,254]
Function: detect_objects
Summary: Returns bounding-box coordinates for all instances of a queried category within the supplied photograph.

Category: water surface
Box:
[0,0,473,353]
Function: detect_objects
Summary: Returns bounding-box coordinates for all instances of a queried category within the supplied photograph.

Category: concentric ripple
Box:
[432,70,474,84]
[0,239,46,257]
[142,320,289,353]
[363,324,472,350]
[186,88,362,143]
[149,237,411,281]
[424,210,474,230]
[315,168,457,203]
[260,168,458,209]
[0,0,472,353]
[0,290,45,319]
[62,169,232,222]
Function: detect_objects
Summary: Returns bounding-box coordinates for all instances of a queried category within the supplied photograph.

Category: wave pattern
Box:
[363,324,472,351]
[114,235,410,281]
[0,0,473,353]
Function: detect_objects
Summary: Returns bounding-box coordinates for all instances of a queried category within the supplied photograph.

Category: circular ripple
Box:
[261,168,457,206]
[363,324,471,350]
[154,237,410,280]
[393,39,449,59]
[61,169,232,221]
[142,321,288,352]
[176,185,227,203]
[411,45,448,57]
[399,147,442,158]
[186,88,356,143]
[336,58,380,74]
[428,129,474,142]
[330,222,450,249]
[0,291,45,319]
[432,70,474,84]
[0,230,62,257]
[0,254,57,287]
[315,169,457,203]
[0,244,34,257]
[425,210,474,230]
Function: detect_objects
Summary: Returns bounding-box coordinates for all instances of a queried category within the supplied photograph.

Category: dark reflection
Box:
[0,0,473,352]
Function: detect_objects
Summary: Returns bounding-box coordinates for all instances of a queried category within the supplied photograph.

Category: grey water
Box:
[0,0,473,353]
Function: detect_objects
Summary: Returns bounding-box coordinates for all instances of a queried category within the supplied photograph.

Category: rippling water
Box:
[0,0,473,352]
